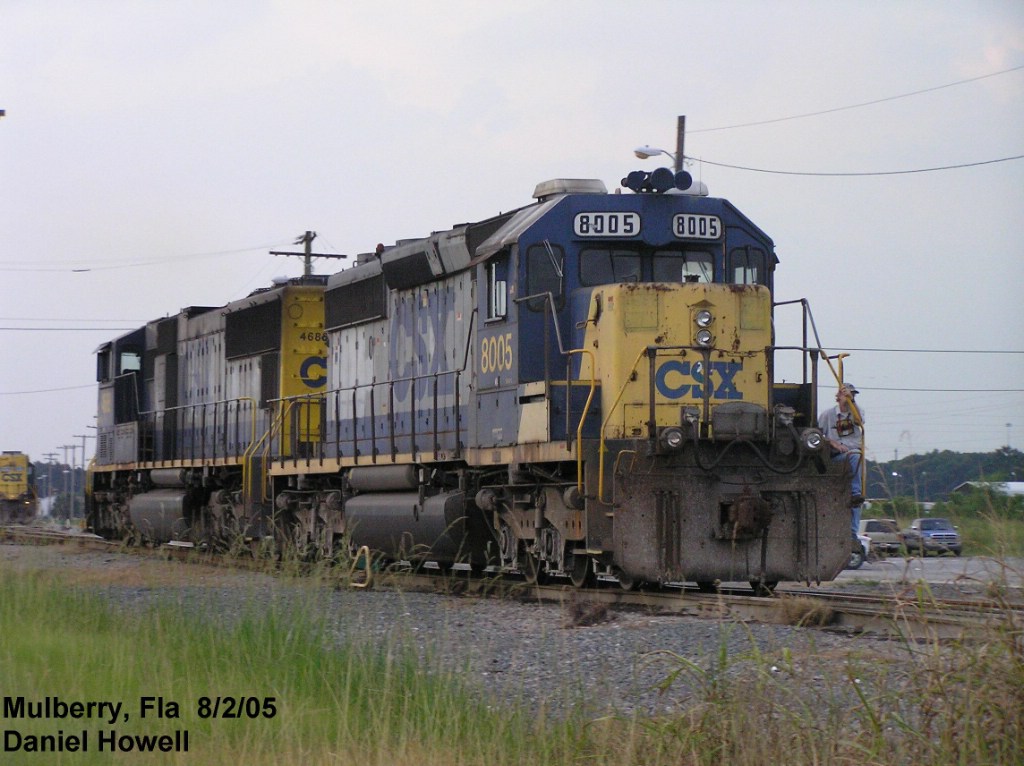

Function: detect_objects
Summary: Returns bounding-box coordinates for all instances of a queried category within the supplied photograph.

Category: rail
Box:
[7,525,1019,641]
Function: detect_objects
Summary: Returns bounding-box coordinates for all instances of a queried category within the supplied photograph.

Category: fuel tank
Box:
[129,489,191,542]
[345,490,469,562]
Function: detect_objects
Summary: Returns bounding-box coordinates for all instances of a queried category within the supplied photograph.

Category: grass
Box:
[0,568,563,765]
[1,557,1021,765]
[956,515,1024,558]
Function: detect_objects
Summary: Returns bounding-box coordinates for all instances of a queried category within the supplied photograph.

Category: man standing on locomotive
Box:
[818,383,865,536]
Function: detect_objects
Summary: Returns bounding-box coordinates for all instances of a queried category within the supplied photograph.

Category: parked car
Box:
[846,534,871,570]
[858,518,904,555]
[902,517,962,556]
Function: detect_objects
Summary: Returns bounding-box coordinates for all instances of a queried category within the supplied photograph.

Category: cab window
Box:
[653,249,713,283]
[580,248,640,286]
[119,350,142,374]
[525,242,564,311]
[728,247,767,285]
[486,256,508,321]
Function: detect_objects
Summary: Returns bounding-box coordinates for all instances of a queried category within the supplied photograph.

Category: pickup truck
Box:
[902,517,962,556]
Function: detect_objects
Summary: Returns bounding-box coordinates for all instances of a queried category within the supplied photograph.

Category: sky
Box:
[2,0,1022,471]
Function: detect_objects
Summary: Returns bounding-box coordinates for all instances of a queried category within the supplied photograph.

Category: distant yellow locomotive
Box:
[1,451,37,522]
[88,168,852,592]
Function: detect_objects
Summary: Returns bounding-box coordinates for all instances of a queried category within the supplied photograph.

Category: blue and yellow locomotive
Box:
[88,168,852,591]
[1,451,37,523]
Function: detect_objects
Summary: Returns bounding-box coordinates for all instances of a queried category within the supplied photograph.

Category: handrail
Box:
[597,347,648,502]
[564,349,596,494]
[258,399,300,501]
[778,297,866,489]
[273,308,480,465]
[818,351,867,494]
[137,396,258,465]
[516,290,597,477]
[349,545,372,588]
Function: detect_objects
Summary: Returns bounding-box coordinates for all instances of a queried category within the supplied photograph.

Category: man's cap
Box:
[843,383,859,394]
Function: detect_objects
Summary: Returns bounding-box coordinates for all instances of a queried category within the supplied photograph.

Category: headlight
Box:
[800,428,825,451]
[659,426,685,452]
[695,329,713,346]
[695,309,713,328]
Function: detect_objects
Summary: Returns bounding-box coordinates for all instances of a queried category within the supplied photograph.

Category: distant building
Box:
[951,481,1024,497]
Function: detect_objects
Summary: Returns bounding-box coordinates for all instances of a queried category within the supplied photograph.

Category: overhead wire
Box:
[0,241,291,273]
[690,64,1024,133]
[685,63,1024,176]
[694,154,1024,177]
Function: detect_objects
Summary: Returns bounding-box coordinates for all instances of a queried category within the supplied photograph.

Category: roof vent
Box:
[533,178,607,201]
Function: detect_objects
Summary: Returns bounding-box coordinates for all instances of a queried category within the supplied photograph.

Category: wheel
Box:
[750,579,778,596]
[521,552,549,586]
[696,581,719,593]
[847,549,864,570]
[615,568,643,591]
[569,554,595,589]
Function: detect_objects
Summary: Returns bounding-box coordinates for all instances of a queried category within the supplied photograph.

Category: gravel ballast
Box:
[0,543,930,718]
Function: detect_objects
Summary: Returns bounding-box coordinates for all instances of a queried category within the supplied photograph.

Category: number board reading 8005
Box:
[573,212,640,237]
[673,214,722,240]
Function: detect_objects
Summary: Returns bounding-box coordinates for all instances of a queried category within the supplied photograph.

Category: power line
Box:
[0,327,136,331]
[0,384,94,396]
[0,316,147,322]
[690,64,1024,133]
[822,347,1024,354]
[845,387,1024,393]
[0,241,290,273]
[695,153,1024,177]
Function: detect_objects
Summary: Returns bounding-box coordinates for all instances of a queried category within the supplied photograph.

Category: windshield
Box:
[580,247,714,286]
[920,518,952,531]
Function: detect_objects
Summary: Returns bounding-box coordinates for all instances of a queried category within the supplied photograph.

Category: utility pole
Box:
[74,433,95,518]
[674,115,685,173]
[59,445,74,518]
[269,231,347,277]
[42,452,58,513]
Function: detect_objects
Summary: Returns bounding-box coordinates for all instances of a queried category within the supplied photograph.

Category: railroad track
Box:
[3,524,1020,642]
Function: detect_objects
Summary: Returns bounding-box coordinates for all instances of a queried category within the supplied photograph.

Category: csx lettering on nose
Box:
[655,361,743,400]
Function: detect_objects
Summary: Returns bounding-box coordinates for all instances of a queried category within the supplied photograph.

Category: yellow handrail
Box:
[242,398,293,505]
[349,545,372,588]
[565,348,596,495]
[819,351,867,493]
[597,347,649,502]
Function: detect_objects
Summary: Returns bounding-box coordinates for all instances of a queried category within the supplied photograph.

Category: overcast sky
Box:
[2,0,1022,472]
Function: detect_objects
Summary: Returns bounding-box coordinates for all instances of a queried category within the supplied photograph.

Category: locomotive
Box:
[88,167,853,591]
[1,451,37,522]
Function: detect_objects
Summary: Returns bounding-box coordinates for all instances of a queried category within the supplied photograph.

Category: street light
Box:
[633,145,678,165]
[634,115,687,172]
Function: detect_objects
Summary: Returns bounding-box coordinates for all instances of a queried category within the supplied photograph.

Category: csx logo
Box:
[655,360,744,400]
[299,356,327,388]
